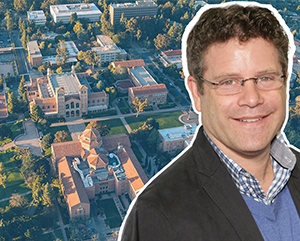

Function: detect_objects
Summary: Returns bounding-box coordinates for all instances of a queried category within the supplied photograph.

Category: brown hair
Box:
[186,4,289,94]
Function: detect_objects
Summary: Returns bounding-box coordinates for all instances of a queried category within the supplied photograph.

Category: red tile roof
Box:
[161,49,182,57]
[58,157,89,208]
[112,59,145,68]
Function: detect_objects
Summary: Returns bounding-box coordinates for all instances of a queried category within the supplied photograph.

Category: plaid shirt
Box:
[204,130,296,205]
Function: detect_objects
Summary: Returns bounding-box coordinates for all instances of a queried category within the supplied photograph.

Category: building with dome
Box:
[51,128,148,219]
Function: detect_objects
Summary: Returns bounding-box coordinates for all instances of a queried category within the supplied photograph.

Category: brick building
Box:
[28,67,109,118]
[52,128,148,219]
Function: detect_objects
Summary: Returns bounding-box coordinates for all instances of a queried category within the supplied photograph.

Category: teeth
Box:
[239,118,262,123]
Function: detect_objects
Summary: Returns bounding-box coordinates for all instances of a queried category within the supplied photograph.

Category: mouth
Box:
[238,117,263,123]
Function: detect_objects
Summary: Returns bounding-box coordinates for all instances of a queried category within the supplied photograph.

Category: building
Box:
[50,3,102,24]
[27,10,46,25]
[91,35,127,63]
[112,59,145,69]
[27,41,42,67]
[128,66,157,87]
[109,0,158,25]
[42,41,79,66]
[28,67,109,118]
[160,49,182,68]
[159,124,197,154]
[52,128,148,219]
[128,83,167,105]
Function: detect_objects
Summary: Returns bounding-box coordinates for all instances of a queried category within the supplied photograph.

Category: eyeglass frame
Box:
[198,73,286,95]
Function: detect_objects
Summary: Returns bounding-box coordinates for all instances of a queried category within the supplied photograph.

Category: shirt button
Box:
[244,172,251,178]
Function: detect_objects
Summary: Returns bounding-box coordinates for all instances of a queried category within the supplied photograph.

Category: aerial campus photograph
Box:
[0,0,299,240]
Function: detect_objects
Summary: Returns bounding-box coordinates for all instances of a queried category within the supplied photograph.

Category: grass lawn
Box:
[97,198,122,229]
[125,111,183,130]
[0,149,31,200]
[47,125,72,141]
[85,118,128,135]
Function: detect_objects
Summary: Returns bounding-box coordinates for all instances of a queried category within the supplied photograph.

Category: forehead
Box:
[202,38,281,78]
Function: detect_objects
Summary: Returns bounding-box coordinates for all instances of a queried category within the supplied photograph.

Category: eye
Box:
[259,75,276,82]
[220,79,237,86]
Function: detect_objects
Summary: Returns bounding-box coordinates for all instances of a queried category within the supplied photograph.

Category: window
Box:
[66,104,69,109]
[76,103,79,108]
[71,102,74,108]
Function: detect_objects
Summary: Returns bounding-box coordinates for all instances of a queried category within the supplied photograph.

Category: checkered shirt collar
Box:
[203,130,296,205]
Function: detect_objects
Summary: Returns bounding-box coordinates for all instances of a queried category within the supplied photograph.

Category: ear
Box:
[187,75,201,112]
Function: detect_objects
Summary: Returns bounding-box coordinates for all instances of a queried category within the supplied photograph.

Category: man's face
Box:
[188,38,287,160]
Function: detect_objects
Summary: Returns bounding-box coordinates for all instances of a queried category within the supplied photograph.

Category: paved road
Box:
[14,120,42,156]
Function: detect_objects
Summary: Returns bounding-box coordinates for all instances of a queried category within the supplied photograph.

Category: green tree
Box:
[56,66,63,74]
[105,86,117,104]
[56,40,69,66]
[69,12,78,25]
[73,21,86,40]
[147,128,160,151]
[7,92,19,114]
[0,124,13,139]
[42,182,53,207]
[154,34,170,51]
[9,193,28,207]
[0,172,7,188]
[41,133,53,151]
[53,130,69,143]
[13,0,28,13]
[30,104,44,123]
[86,121,111,136]
[18,75,26,96]
[132,97,148,117]
[32,176,43,204]
[96,80,104,91]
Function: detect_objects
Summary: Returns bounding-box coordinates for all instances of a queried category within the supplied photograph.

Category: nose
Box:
[237,80,264,107]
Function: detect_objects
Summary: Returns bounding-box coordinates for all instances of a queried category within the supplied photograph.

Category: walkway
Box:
[54,199,68,241]
[0,190,32,203]
[14,120,42,156]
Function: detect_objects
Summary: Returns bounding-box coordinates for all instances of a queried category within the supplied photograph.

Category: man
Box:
[119,2,300,240]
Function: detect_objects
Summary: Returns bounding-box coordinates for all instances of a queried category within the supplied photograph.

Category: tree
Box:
[154,34,170,51]
[96,80,105,91]
[105,86,117,103]
[9,193,28,207]
[41,133,53,151]
[30,104,44,123]
[53,130,69,143]
[0,124,13,140]
[147,129,160,151]
[14,0,28,13]
[56,40,69,66]
[0,172,7,188]
[73,21,86,40]
[56,67,63,74]
[86,121,111,136]
[18,75,26,96]
[7,92,19,114]
[32,176,43,204]
[69,12,78,25]
[132,97,148,117]
[42,182,53,207]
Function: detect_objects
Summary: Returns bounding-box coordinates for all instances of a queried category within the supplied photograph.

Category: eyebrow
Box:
[212,69,280,80]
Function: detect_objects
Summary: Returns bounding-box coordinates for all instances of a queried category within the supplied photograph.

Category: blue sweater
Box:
[242,186,300,241]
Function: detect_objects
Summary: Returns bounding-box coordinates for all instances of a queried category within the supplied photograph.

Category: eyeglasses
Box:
[199,73,286,96]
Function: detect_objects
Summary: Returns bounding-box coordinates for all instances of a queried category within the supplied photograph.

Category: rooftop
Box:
[112,59,145,68]
[129,66,157,86]
[49,72,81,95]
[159,124,197,142]
[111,0,157,8]
[27,10,46,20]
[50,3,101,15]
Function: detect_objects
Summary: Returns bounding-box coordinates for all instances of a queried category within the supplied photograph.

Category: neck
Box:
[235,154,274,194]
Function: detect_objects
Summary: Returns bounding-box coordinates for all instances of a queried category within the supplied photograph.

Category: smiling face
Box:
[188,38,287,161]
